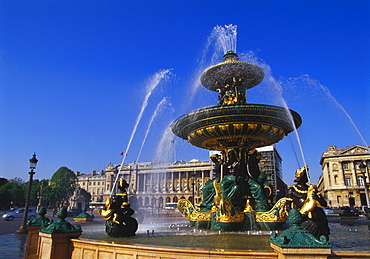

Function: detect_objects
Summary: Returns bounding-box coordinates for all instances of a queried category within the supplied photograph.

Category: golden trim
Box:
[255,197,292,223]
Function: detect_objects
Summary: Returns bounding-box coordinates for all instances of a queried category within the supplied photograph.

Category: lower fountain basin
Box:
[171,104,302,151]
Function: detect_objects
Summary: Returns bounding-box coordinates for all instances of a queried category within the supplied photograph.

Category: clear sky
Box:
[1,1,369,185]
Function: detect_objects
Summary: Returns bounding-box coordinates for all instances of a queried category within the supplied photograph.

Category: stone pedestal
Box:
[271,243,331,259]
[38,232,81,259]
[25,226,40,259]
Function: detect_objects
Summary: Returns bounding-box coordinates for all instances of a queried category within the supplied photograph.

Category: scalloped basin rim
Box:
[171,104,302,150]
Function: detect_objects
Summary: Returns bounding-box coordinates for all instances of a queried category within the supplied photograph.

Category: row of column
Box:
[138,170,208,194]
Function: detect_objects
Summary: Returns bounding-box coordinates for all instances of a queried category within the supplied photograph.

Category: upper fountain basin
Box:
[171,104,302,151]
[200,60,265,92]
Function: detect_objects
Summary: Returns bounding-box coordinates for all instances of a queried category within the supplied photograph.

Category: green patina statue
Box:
[27,206,53,228]
[40,207,82,234]
[270,208,331,248]
[74,206,94,221]
[287,166,330,239]
[99,178,138,237]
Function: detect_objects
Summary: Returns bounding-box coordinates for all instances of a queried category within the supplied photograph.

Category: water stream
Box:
[136,97,171,163]
[281,74,369,152]
[111,69,172,196]
[240,51,309,179]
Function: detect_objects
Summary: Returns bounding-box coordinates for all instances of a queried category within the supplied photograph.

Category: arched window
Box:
[334,175,338,184]
[158,197,164,208]
[144,197,150,207]
[151,197,156,207]
[173,196,178,203]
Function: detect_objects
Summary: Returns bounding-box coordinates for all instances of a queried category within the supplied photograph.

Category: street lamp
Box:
[16,153,38,234]
[359,162,369,207]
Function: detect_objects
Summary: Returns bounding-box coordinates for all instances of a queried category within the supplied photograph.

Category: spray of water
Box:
[282,74,369,153]
[183,24,238,112]
[204,24,237,64]
[240,51,309,180]
[153,125,176,163]
[110,69,172,196]
[136,97,171,162]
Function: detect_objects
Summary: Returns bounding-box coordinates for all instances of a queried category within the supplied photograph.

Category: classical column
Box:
[339,161,345,185]
[178,172,182,192]
[186,171,190,192]
[171,172,174,192]
[201,170,205,187]
[143,174,147,193]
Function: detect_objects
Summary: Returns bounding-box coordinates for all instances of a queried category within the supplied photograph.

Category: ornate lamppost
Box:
[16,153,38,234]
[359,161,369,206]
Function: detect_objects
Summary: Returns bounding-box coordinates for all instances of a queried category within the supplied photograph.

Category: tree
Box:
[0,177,8,186]
[0,179,25,209]
[49,166,77,207]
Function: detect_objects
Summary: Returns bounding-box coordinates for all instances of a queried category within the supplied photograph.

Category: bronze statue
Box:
[99,178,138,237]
[287,166,330,239]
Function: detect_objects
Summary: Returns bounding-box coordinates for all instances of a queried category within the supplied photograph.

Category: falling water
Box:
[204,24,238,64]
[282,75,369,152]
[136,97,171,162]
[153,125,176,163]
[240,51,309,179]
[110,69,172,196]
[184,24,238,112]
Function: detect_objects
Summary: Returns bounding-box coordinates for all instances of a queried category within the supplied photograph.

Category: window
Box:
[358,176,365,186]
[345,176,352,186]
[343,162,349,170]
[355,161,361,170]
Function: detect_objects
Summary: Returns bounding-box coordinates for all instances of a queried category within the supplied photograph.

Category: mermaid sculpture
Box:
[99,178,138,237]
[287,166,330,239]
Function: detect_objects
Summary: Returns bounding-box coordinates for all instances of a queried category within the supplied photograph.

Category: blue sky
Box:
[1,1,369,185]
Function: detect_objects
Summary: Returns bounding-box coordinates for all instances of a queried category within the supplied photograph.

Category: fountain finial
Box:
[223,50,239,61]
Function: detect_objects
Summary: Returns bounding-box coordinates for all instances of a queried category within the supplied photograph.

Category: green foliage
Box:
[49,166,77,207]
[0,177,8,186]
[0,167,79,209]
[0,181,25,209]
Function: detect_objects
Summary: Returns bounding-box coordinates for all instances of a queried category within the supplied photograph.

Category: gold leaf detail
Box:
[233,124,243,130]
[206,126,216,133]
[248,123,257,130]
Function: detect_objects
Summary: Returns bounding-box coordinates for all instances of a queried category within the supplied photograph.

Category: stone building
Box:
[73,146,288,210]
[318,145,370,208]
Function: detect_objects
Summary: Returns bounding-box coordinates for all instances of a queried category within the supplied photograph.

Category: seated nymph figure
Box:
[287,166,330,239]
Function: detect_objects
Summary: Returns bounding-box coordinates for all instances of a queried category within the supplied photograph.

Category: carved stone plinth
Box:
[38,232,81,259]
[25,226,40,259]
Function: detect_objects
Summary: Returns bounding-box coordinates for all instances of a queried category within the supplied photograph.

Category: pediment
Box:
[338,145,369,156]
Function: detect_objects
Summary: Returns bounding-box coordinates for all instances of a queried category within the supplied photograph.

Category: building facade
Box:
[73,146,287,210]
[256,145,287,201]
[318,145,370,208]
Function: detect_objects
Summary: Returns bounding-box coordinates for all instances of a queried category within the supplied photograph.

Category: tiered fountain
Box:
[172,50,302,231]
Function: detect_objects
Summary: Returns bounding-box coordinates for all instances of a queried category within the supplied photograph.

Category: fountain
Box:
[24,27,369,258]
[172,50,302,231]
